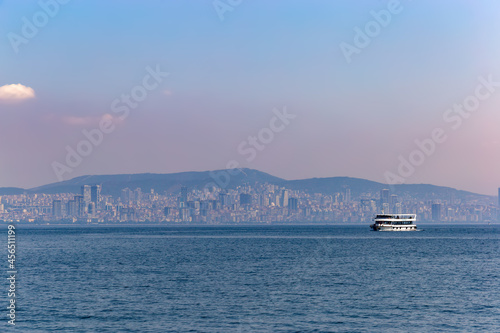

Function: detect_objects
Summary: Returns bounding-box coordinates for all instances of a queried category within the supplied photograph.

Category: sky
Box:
[1,0,500,195]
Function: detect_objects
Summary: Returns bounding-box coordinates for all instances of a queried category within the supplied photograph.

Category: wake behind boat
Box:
[370,214,417,231]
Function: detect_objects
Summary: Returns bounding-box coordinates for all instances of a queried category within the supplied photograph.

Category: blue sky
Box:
[1,0,500,195]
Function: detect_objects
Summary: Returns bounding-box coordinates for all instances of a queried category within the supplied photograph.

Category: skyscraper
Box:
[180,186,188,204]
[281,190,289,207]
[344,187,351,203]
[90,185,101,205]
[382,203,390,214]
[82,185,91,205]
[121,188,132,204]
[67,199,78,216]
[380,189,389,205]
[390,194,398,212]
[288,197,298,211]
[88,202,96,217]
[259,195,269,207]
[134,188,142,204]
[74,195,85,217]
[52,200,63,217]
[394,202,402,214]
[432,203,442,221]
[219,192,228,207]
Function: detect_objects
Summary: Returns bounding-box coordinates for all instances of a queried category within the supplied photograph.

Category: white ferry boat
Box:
[370,214,417,231]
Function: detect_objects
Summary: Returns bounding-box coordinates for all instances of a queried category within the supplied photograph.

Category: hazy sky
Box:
[1,0,500,195]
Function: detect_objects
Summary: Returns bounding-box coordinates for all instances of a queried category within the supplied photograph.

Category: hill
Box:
[28,169,284,197]
[0,168,493,202]
[0,187,26,195]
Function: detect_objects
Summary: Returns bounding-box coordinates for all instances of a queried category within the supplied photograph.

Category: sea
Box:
[2,224,500,332]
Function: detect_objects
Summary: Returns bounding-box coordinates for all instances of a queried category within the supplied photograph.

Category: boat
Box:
[370,214,417,231]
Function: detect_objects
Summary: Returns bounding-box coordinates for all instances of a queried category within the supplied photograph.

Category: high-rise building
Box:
[432,203,442,221]
[219,192,228,207]
[180,186,188,204]
[90,185,101,205]
[134,188,142,204]
[67,199,78,216]
[281,190,289,207]
[288,197,299,211]
[394,202,402,214]
[82,185,91,205]
[390,194,398,206]
[344,187,351,203]
[380,189,390,206]
[121,188,132,204]
[180,208,190,221]
[382,203,390,214]
[88,202,96,217]
[259,195,269,207]
[447,207,455,220]
[74,195,85,216]
[52,200,63,217]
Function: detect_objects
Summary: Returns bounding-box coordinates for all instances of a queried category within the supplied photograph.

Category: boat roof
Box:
[375,214,416,218]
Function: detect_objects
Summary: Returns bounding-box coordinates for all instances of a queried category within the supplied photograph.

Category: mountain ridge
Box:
[0,168,493,201]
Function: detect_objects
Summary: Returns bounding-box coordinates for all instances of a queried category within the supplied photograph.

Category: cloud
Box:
[62,116,95,126]
[0,84,35,100]
[61,113,122,126]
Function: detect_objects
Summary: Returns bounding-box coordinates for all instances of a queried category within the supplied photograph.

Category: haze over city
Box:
[1,0,500,195]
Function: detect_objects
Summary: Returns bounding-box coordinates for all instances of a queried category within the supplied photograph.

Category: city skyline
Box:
[0,167,498,198]
[2,1,500,195]
[0,180,496,224]
[0,166,498,224]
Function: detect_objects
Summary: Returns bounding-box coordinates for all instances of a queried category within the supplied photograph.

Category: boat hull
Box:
[370,224,417,231]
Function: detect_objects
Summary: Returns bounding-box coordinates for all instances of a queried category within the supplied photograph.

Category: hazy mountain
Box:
[0,187,25,195]
[284,177,491,201]
[26,169,284,197]
[0,168,493,202]
[284,177,384,197]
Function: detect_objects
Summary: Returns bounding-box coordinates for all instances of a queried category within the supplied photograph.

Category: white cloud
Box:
[62,116,94,126]
[61,113,122,126]
[0,83,35,100]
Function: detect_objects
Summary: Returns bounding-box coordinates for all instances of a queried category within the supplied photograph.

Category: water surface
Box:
[4,225,500,332]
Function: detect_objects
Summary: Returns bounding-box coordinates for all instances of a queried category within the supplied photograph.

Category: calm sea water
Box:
[3,225,500,332]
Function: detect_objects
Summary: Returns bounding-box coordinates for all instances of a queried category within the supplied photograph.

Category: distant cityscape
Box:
[0,183,498,224]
